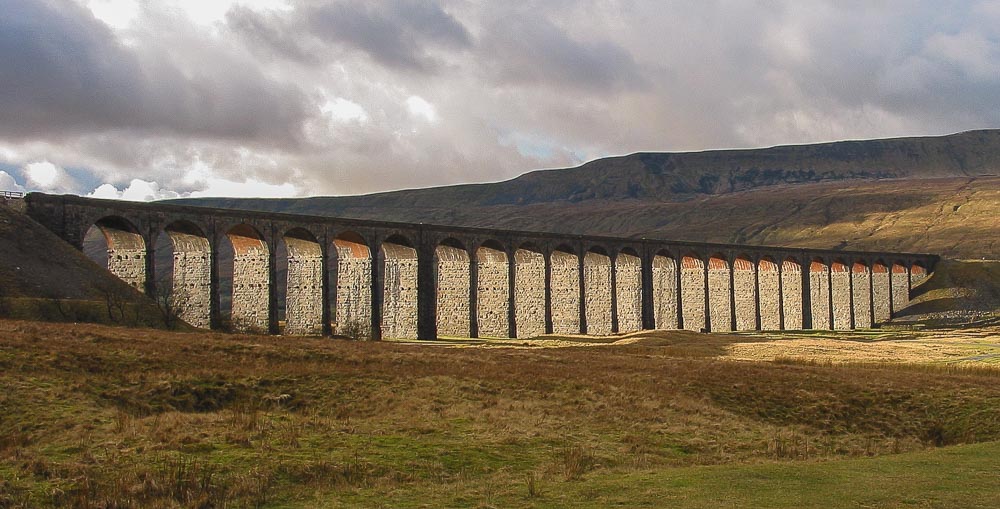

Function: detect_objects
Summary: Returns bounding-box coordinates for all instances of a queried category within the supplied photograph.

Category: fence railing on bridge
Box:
[1,190,25,198]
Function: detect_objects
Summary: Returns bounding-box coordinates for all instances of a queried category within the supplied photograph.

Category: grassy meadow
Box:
[2,320,1000,508]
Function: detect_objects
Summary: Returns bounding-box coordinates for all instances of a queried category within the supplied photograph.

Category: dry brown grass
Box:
[3,319,1000,507]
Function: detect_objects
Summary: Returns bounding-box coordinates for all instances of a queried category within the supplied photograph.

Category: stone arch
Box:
[830,258,851,330]
[852,261,872,328]
[333,231,372,338]
[224,224,269,333]
[476,240,509,338]
[781,257,803,330]
[680,253,706,332]
[514,243,546,338]
[84,216,147,291]
[758,256,780,330]
[158,220,211,328]
[733,254,756,331]
[550,245,580,335]
[872,260,891,323]
[381,234,418,339]
[615,248,643,334]
[809,258,831,330]
[708,253,732,332]
[891,260,909,314]
[584,246,613,335]
[435,238,471,337]
[652,250,678,330]
[280,228,323,335]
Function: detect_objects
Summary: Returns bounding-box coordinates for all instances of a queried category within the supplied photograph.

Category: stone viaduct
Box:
[25,193,937,339]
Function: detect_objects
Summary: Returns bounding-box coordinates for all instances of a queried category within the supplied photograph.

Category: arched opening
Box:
[615,248,642,334]
[584,247,613,335]
[83,216,146,291]
[550,246,580,335]
[435,238,470,338]
[781,257,803,330]
[333,232,371,339]
[733,255,756,331]
[652,250,677,330]
[872,260,891,323]
[852,261,872,328]
[911,262,929,289]
[381,235,418,339]
[891,261,908,314]
[514,244,546,338]
[809,258,831,330]
[758,257,780,330]
[830,259,851,330]
[156,221,211,328]
[224,224,269,333]
[280,228,323,335]
[680,253,705,332]
[708,254,731,332]
[476,241,509,338]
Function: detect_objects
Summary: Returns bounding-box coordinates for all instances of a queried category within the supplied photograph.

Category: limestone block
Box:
[514,249,546,338]
[651,256,677,330]
[477,247,509,338]
[550,251,580,334]
[615,254,642,334]
[584,252,613,336]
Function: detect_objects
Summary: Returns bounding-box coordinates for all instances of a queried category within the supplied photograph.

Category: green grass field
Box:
[3,320,1000,508]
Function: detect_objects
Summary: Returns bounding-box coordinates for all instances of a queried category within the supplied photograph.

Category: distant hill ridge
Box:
[170,130,1000,259]
[174,129,1000,213]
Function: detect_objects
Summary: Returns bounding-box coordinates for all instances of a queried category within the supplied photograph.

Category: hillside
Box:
[0,202,167,327]
[172,130,1000,259]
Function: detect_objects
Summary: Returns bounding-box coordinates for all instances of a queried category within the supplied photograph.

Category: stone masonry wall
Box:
[477,247,509,338]
[615,253,642,333]
[652,256,677,329]
[781,261,803,329]
[103,226,147,291]
[435,245,470,337]
[681,258,705,331]
[733,259,756,331]
[231,242,269,333]
[708,258,732,332]
[852,268,872,328]
[758,261,781,330]
[809,262,831,330]
[382,243,418,339]
[514,249,546,338]
[551,251,580,334]
[169,231,211,329]
[831,265,852,330]
[284,237,324,335]
[872,268,890,323]
[334,240,371,337]
[584,252,613,336]
[892,266,909,314]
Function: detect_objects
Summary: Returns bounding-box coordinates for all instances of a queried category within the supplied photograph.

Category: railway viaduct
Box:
[24,193,937,339]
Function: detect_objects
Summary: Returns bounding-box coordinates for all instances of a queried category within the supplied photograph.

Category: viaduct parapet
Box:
[24,193,938,339]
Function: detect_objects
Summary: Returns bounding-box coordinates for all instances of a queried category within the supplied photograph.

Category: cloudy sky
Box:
[1,0,999,200]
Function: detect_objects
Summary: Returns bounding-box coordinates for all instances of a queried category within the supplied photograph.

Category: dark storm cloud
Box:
[0,0,311,145]
[478,13,648,93]
[285,0,472,72]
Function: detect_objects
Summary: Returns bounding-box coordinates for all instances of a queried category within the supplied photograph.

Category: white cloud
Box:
[322,97,369,123]
[23,161,78,193]
[88,178,180,201]
[406,95,438,123]
[0,170,26,193]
